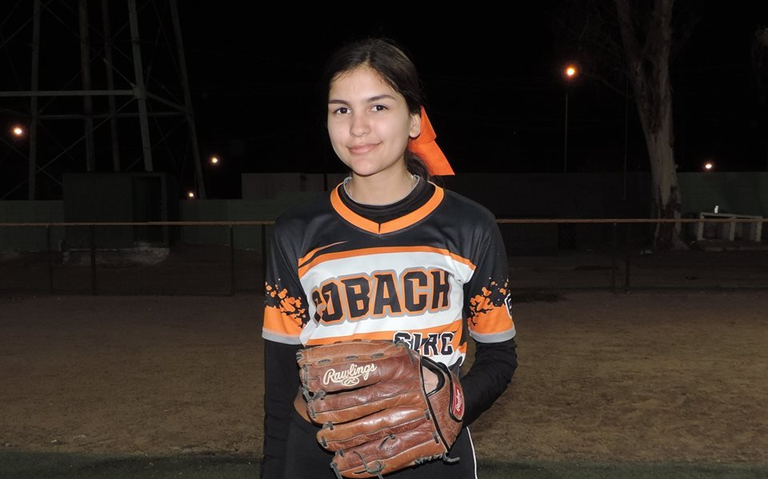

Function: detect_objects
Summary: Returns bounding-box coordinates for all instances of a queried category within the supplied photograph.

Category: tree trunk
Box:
[644,114,682,249]
[614,0,687,250]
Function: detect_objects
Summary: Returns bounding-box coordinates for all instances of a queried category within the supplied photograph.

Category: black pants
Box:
[279,409,478,479]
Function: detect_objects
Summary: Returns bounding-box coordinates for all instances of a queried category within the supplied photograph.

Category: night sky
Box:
[179,4,767,198]
[1,3,767,199]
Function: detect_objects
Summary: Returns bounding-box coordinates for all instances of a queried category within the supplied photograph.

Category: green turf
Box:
[0,450,259,479]
[1,451,766,479]
[479,459,768,479]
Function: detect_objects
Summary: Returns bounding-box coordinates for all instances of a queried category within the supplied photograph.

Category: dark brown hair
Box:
[321,37,431,181]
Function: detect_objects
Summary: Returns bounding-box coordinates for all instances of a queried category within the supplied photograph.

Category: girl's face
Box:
[327,66,420,179]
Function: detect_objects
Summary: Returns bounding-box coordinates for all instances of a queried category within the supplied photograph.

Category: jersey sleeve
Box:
[262,225,309,345]
[464,216,516,343]
[459,214,518,426]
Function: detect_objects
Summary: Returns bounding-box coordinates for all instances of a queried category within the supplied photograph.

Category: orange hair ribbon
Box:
[408,107,455,176]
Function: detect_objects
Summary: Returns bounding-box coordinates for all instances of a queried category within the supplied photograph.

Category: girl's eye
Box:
[372,104,387,112]
[333,107,350,115]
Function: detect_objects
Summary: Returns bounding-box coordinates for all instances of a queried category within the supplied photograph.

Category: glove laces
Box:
[330,453,385,479]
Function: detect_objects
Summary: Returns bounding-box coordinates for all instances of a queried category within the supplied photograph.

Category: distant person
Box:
[260,37,518,479]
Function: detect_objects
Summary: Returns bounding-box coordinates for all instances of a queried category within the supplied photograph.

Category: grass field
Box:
[3,451,767,479]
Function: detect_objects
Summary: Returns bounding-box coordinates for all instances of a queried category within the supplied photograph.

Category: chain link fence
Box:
[1,218,767,295]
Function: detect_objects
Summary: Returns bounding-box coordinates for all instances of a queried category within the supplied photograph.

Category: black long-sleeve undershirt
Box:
[261,340,301,479]
[459,337,518,426]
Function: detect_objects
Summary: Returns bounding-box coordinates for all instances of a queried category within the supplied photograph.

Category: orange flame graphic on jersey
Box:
[468,279,510,327]
[265,282,308,325]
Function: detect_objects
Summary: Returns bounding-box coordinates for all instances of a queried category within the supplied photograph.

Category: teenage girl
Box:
[261,37,518,479]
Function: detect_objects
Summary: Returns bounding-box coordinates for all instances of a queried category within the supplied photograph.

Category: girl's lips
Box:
[348,143,377,155]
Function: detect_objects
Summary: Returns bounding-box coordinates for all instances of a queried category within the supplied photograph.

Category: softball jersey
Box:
[261,178,517,478]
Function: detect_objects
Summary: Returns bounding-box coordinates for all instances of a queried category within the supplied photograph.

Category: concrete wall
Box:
[242,173,347,200]
[178,192,323,250]
[0,201,65,252]
[678,172,768,217]
[62,173,178,249]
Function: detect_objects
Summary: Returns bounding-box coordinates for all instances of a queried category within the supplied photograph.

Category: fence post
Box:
[90,224,98,296]
[624,223,631,292]
[611,222,617,292]
[47,225,54,294]
[230,224,236,296]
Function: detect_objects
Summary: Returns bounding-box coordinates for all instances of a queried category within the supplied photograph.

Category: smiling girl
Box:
[261,38,518,479]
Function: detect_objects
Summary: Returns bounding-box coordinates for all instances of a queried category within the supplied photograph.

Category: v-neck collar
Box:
[330,181,445,235]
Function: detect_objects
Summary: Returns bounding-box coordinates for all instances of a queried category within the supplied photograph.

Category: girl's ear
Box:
[409,110,422,139]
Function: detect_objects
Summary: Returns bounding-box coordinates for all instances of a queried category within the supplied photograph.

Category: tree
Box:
[614,0,686,250]
[555,0,697,250]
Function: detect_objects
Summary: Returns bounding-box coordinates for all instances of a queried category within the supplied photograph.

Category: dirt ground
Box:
[1,290,767,465]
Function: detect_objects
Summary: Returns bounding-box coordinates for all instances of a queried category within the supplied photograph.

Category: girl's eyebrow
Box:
[367,94,397,102]
[328,94,397,105]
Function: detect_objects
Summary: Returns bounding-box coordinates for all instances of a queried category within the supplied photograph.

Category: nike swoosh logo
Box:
[299,241,348,267]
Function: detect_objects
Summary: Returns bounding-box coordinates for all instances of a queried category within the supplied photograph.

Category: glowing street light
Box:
[210,156,219,165]
[703,161,715,172]
[11,125,24,137]
[187,191,196,199]
[563,63,579,173]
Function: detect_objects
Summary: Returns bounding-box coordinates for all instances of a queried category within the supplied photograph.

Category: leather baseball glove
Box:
[296,339,465,478]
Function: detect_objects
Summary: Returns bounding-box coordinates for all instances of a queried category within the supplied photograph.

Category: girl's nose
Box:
[350,113,370,137]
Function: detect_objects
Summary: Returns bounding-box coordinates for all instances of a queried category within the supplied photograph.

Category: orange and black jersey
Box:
[263,179,516,369]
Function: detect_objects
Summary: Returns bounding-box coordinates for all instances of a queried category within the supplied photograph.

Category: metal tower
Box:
[0,0,207,200]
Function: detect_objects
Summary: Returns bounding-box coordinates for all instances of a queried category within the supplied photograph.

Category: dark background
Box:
[181,4,768,198]
[1,3,766,199]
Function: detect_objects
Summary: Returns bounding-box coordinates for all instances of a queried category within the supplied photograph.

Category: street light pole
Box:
[563,64,577,174]
[622,75,629,201]
[564,86,569,173]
